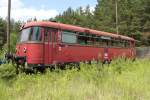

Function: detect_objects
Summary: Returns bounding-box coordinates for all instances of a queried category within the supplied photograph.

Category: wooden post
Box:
[7,0,11,53]
[115,0,119,35]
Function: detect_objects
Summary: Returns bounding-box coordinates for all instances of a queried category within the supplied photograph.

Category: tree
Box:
[0,18,7,47]
[0,17,21,49]
[54,5,94,29]
[94,0,117,33]
[94,0,145,41]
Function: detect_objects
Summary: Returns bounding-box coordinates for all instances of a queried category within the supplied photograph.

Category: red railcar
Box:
[15,21,136,69]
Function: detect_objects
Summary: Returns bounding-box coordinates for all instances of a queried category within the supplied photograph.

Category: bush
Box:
[0,48,6,59]
[0,64,16,79]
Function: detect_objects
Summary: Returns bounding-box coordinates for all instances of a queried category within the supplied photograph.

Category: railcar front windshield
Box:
[19,27,31,42]
[18,26,43,42]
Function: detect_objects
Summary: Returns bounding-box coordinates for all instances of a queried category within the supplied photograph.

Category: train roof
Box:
[23,21,135,41]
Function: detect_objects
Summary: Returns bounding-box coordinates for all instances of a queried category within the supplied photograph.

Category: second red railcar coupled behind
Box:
[15,21,136,70]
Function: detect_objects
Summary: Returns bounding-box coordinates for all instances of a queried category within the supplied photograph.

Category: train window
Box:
[87,38,93,45]
[111,40,117,47]
[124,40,127,47]
[19,27,31,42]
[118,40,123,47]
[44,29,48,42]
[78,36,87,45]
[87,34,94,45]
[107,40,112,47]
[123,40,128,48]
[62,31,77,44]
[79,33,86,37]
[78,33,94,46]
[91,34,96,45]
[101,39,108,47]
[121,41,125,47]
[54,32,57,42]
[122,40,126,48]
[44,28,52,42]
[77,33,113,47]
[94,36,100,46]
[111,39,128,48]
[127,41,131,47]
[29,27,43,41]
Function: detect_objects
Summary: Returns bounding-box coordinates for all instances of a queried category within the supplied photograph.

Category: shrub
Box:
[0,64,16,79]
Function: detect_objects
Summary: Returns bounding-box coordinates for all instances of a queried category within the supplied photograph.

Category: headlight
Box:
[23,47,27,53]
[15,48,17,53]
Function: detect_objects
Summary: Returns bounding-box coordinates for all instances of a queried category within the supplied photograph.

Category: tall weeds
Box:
[0,58,149,100]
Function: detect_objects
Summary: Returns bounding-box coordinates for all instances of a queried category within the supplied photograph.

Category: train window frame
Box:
[61,30,77,44]
[77,33,88,45]
[77,32,112,48]
[19,27,32,43]
[44,27,52,42]
[111,38,132,48]
[111,38,122,48]
[77,32,95,46]
[99,36,111,47]
[101,39,108,47]
[59,29,133,49]
[94,35,100,47]
[28,26,43,42]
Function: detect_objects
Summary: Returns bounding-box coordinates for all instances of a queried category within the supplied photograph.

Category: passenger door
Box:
[44,28,57,64]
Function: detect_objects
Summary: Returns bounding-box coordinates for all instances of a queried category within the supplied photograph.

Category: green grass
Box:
[0,58,150,100]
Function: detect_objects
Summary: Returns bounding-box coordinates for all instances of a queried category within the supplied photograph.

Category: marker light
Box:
[23,47,27,53]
